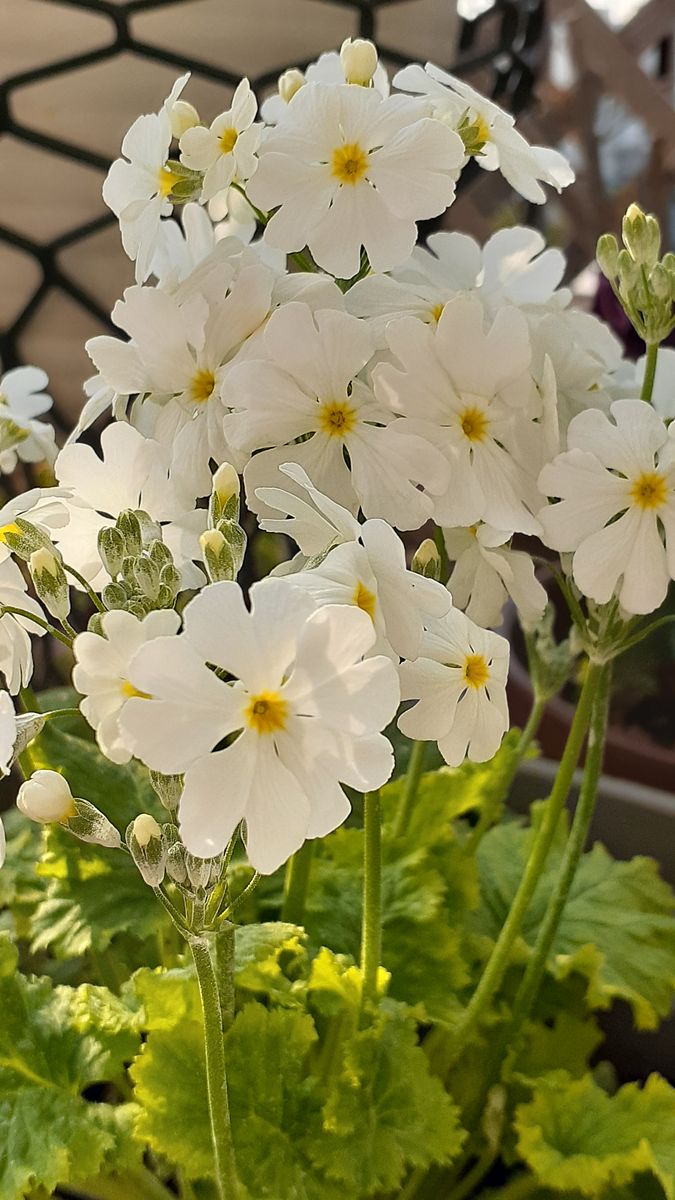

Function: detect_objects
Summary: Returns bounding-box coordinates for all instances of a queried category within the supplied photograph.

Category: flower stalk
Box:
[281,841,314,924]
[360,789,383,1012]
[393,739,428,839]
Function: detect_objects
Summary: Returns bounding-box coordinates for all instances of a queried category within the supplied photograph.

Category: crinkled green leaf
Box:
[130,963,201,1031]
[515,1073,675,1198]
[514,1011,603,1084]
[476,817,675,1028]
[307,947,367,1019]
[0,809,45,940]
[308,1013,465,1194]
[235,921,307,1005]
[0,935,140,1200]
[131,1018,213,1179]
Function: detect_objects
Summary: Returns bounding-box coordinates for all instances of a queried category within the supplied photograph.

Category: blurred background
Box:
[2,0,674,434]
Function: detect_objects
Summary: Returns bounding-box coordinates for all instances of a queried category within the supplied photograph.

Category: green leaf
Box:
[515,1073,675,1198]
[235,922,307,1006]
[514,1011,603,1084]
[0,934,140,1200]
[130,963,202,1031]
[0,809,45,941]
[308,1013,465,1194]
[475,817,675,1028]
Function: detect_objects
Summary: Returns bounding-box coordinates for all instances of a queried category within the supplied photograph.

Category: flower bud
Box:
[622,203,661,266]
[164,825,188,885]
[29,547,70,621]
[215,518,247,574]
[64,799,121,849]
[170,99,200,138]
[185,851,213,891]
[134,556,161,601]
[209,463,241,525]
[148,539,173,568]
[159,563,182,599]
[650,263,671,301]
[116,510,143,558]
[0,517,53,561]
[98,526,125,578]
[150,769,183,813]
[136,511,163,547]
[126,813,167,886]
[200,528,235,583]
[596,233,619,280]
[278,67,305,104]
[11,713,46,769]
[340,37,378,86]
[102,581,129,611]
[411,538,441,581]
[17,770,75,824]
[617,248,639,290]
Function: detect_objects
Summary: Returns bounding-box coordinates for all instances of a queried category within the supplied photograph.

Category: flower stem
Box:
[360,790,382,1012]
[1,604,72,647]
[62,561,105,611]
[281,841,314,924]
[641,342,659,401]
[215,922,236,1031]
[189,934,241,1200]
[449,659,603,1051]
[393,739,428,839]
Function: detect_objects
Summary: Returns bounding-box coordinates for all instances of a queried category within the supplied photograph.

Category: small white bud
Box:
[278,68,305,104]
[17,770,75,824]
[30,547,70,621]
[411,538,441,581]
[209,463,241,525]
[133,813,162,848]
[65,799,122,849]
[200,528,235,583]
[170,99,200,139]
[127,814,167,886]
[340,38,378,86]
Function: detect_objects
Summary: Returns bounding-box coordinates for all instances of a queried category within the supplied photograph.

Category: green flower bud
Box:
[622,203,660,266]
[215,518,247,575]
[135,510,162,547]
[29,547,70,621]
[127,597,153,619]
[0,517,53,561]
[411,538,441,581]
[185,851,213,891]
[650,263,671,301]
[117,510,143,557]
[97,526,125,577]
[200,528,235,583]
[164,825,188,885]
[126,814,166,886]
[596,233,619,279]
[134,556,161,601]
[150,770,183,813]
[209,463,241,525]
[159,563,182,597]
[148,539,173,568]
[88,612,105,636]
[102,582,129,611]
[65,798,122,849]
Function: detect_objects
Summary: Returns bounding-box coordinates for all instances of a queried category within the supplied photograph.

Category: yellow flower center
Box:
[463,653,490,690]
[459,406,489,443]
[430,303,445,324]
[0,522,21,543]
[352,580,376,621]
[331,142,369,186]
[629,470,668,511]
[318,400,357,438]
[121,681,152,700]
[157,166,175,198]
[219,127,238,154]
[190,369,216,405]
[475,114,490,145]
[244,690,288,735]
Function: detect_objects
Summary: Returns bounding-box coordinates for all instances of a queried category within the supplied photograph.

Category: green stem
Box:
[641,342,659,401]
[1,604,72,647]
[281,841,314,924]
[360,790,382,1012]
[445,1146,497,1200]
[62,561,105,611]
[506,662,612,1048]
[393,739,428,839]
[222,871,261,921]
[190,934,241,1200]
[449,659,602,1051]
[215,921,236,1030]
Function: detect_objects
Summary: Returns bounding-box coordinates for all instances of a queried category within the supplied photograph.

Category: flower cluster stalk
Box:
[360,789,383,1011]
[281,840,314,924]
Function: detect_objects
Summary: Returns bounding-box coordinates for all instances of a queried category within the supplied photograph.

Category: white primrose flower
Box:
[394,62,574,204]
[103,74,190,283]
[86,261,275,495]
[529,309,623,434]
[539,398,675,616]
[0,557,48,694]
[261,48,390,124]
[256,461,361,562]
[374,295,542,534]
[0,691,45,777]
[73,608,180,765]
[226,302,449,529]
[0,487,70,566]
[0,367,56,473]
[120,579,400,874]
[53,422,206,590]
[398,607,510,767]
[179,78,261,203]
[247,81,464,278]
[443,524,547,629]
[346,226,569,337]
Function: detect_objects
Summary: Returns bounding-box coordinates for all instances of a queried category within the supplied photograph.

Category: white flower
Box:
[86,261,275,494]
[53,422,206,590]
[346,226,568,337]
[394,62,574,204]
[103,74,189,283]
[120,578,400,873]
[179,78,261,203]
[17,770,75,823]
[261,49,390,124]
[538,398,675,615]
[398,607,509,766]
[73,608,180,764]
[248,81,464,277]
[0,487,70,565]
[0,367,56,473]
[444,524,546,628]
[0,557,47,693]
[226,302,448,529]
[530,309,623,433]
[374,295,541,533]
[256,461,361,562]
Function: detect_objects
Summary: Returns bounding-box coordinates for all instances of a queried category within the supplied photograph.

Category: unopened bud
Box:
[102,582,129,611]
[617,248,639,289]
[209,463,240,525]
[29,547,70,621]
[148,539,173,569]
[136,511,162,547]
[17,770,75,824]
[622,203,661,266]
[164,825,188,885]
[117,510,143,558]
[185,851,213,891]
[64,798,121,849]
[170,99,200,139]
[134,556,161,601]
[127,813,166,886]
[412,538,441,581]
[650,263,671,301]
[278,67,305,104]
[127,597,153,619]
[340,37,378,86]
[10,713,46,769]
[596,233,619,280]
[150,770,183,813]
[159,563,181,599]
[216,519,246,574]
[0,517,53,561]
[200,528,235,583]
[98,526,125,577]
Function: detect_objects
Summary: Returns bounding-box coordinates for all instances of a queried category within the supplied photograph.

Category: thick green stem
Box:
[393,739,428,839]
[449,660,603,1051]
[281,841,314,924]
[190,935,240,1200]
[641,342,659,401]
[215,922,236,1030]
[360,790,382,1011]
[506,662,612,1047]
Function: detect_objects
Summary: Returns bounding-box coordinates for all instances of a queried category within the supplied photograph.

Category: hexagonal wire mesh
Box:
[1,0,545,432]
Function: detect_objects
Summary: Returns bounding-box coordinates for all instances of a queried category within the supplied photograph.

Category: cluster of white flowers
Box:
[1,39,673,875]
